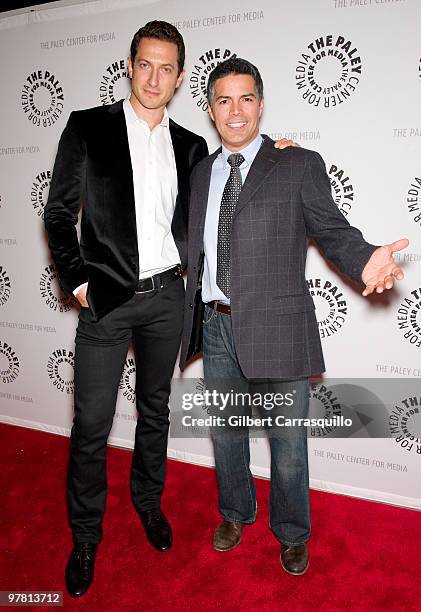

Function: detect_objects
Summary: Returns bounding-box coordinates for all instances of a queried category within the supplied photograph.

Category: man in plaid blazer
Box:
[179,57,408,575]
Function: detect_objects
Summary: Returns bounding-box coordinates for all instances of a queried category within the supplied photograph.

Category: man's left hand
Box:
[274,138,300,149]
[361,238,409,296]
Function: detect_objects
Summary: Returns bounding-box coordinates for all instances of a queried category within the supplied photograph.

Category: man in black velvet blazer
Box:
[44,21,208,597]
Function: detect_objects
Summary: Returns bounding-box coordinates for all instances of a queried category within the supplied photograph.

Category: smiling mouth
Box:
[226,121,247,128]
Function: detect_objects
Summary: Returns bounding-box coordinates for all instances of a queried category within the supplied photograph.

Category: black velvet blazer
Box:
[44,100,208,320]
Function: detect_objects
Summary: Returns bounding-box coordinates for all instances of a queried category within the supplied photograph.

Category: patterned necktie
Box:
[216,152,245,298]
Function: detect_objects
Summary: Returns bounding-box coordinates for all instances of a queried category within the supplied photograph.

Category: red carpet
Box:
[1,423,420,611]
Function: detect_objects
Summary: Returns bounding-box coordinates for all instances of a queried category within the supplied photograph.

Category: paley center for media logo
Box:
[406,176,421,228]
[39,264,76,313]
[119,356,136,403]
[0,266,11,307]
[328,163,354,217]
[389,395,421,457]
[99,59,130,105]
[47,348,74,394]
[309,382,343,437]
[21,69,64,127]
[397,287,421,349]
[189,48,237,111]
[0,341,20,384]
[296,35,362,108]
[30,170,51,219]
[307,277,348,339]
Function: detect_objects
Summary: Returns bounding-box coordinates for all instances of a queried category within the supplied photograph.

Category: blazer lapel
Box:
[107,100,132,165]
[106,101,136,222]
[234,137,279,218]
[169,119,186,191]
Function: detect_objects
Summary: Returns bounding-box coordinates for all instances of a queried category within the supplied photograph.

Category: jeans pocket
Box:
[203,304,216,325]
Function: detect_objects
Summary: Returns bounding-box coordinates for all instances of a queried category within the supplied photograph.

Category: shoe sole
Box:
[280,559,309,576]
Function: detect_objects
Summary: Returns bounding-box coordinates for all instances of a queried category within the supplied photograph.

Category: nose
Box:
[229,100,241,115]
[148,67,159,88]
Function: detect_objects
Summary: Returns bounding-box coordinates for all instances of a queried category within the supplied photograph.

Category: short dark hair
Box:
[130,20,185,75]
[207,57,264,103]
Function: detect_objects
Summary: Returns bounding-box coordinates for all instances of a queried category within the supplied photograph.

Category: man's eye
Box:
[139,63,149,70]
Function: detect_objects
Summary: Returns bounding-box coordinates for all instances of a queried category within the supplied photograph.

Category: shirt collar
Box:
[123,96,169,128]
[221,134,263,169]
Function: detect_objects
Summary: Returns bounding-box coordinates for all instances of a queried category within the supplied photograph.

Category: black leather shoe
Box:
[65,543,98,597]
[139,509,172,551]
[280,543,309,575]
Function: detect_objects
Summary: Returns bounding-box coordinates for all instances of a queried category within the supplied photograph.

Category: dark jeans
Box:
[202,305,311,546]
[68,277,184,543]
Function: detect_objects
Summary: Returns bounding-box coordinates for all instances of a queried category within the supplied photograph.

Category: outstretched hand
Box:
[361,238,409,296]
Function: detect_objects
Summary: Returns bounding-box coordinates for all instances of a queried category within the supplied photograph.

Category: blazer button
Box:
[189,303,193,308]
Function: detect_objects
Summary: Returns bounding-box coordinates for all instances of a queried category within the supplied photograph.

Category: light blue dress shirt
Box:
[202,134,263,305]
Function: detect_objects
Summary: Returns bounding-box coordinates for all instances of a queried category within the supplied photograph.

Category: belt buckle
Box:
[135,275,155,294]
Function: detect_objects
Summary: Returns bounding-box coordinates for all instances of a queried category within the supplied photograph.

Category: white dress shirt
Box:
[123,97,180,279]
[202,134,263,305]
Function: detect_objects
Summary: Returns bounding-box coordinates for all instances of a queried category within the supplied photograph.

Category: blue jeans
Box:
[203,305,311,546]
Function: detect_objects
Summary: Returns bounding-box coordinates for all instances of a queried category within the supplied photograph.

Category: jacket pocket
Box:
[272,294,315,314]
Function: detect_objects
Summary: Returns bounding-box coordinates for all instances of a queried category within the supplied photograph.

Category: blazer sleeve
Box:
[44,112,88,295]
[300,151,378,286]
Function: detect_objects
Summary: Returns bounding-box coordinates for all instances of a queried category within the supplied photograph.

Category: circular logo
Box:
[46,348,74,393]
[406,176,421,228]
[0,341,20,384]
[21,70,64,127]
[39,264,76,312]
[189,48,237,111]
[119,357,136,403]
[295,35,362,108]
[389,396,421,456]
[396,288,421,348]
[30,170,51,218]
[0,266,11,307]
[308,382,343,437]
[328,163,354,217]
[99,59,130,105]
[306,277,348,339]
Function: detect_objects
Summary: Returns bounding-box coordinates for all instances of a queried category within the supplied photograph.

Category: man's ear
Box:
[127,56,133,79]
[208,105,215,122]
[175,69,185,89]
[259,96,264,117]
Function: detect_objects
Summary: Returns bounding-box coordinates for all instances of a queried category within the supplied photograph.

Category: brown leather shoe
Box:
[280,543,309,575]
[213,520,243,552]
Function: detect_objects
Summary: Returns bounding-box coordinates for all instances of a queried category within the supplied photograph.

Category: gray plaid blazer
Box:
[179,137,377,379]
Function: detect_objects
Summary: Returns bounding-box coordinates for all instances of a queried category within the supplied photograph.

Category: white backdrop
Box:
[0,0,420,509]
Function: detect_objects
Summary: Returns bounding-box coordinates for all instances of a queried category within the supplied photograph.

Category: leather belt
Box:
[135,265,183,293]
[207,300,231,315]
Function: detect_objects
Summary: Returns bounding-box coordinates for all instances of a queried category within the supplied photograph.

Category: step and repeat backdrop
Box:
[0,0,420,509]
